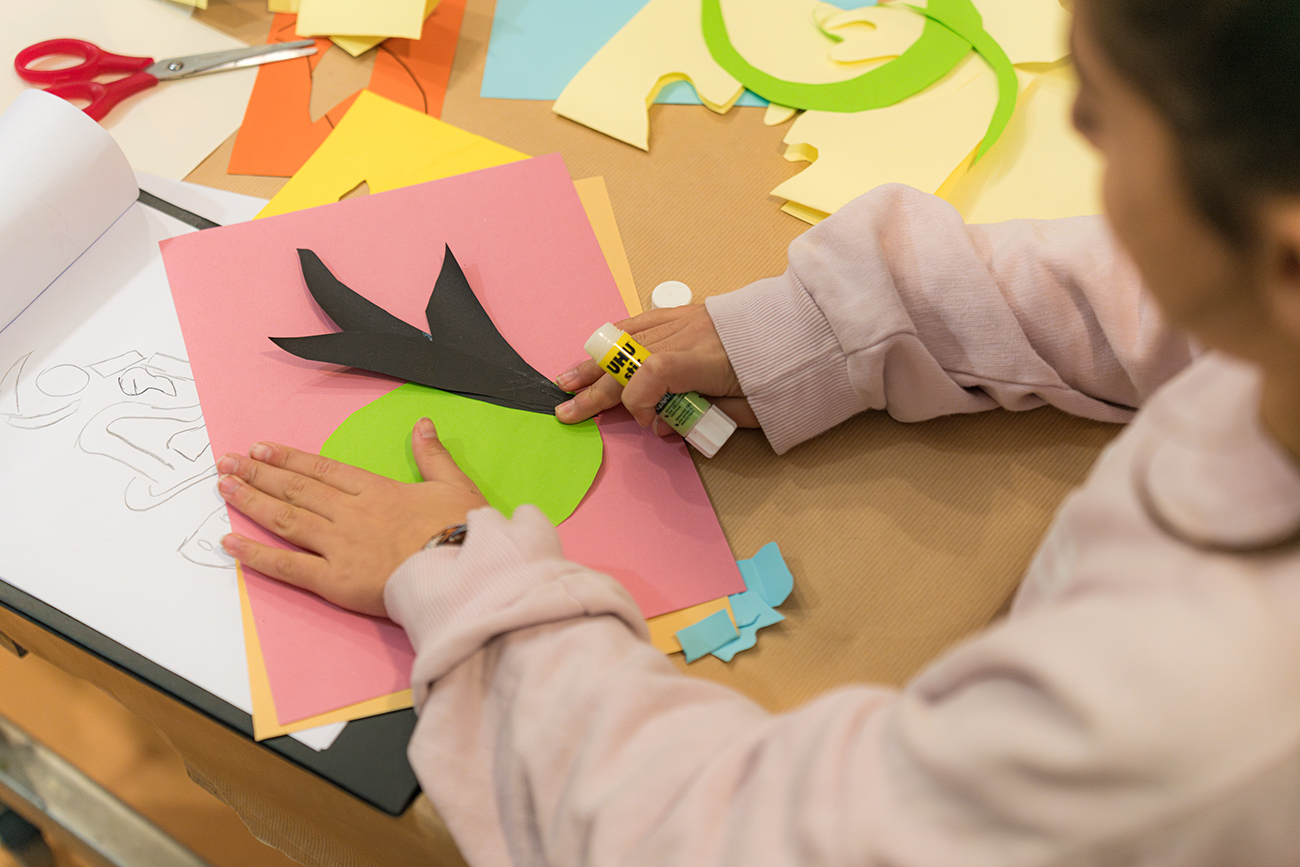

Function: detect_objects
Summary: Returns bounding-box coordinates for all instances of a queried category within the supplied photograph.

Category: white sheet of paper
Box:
[0,92,345,752]
[1,0,257,179]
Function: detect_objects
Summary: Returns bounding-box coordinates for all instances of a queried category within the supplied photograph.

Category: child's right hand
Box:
[554,304,757,432]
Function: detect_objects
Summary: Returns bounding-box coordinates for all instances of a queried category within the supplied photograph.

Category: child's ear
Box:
[1262,199,1300,344]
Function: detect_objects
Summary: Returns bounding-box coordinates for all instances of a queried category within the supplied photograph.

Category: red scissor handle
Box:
[14,39,158,121]
[15,39,153,84]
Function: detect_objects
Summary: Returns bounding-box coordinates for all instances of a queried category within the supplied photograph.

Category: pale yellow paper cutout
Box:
[764,103,799,126]
[820,4,925,65]
[972,0,1070,65]
[267,0,298,12]
[772,53,1000,219]
[295,0,426,39]
[329,0,439,57]
[553,0,744,150]
[936,62,1101,222]
[165,0,208,9]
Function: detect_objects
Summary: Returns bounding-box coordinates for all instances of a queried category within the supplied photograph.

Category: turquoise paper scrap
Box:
[675,541,795,663]
[677,609,740,663]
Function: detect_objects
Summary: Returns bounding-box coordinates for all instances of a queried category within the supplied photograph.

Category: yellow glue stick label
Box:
[597,335,651,386]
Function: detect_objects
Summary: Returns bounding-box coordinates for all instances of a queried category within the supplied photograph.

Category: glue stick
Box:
[584,323,737,458]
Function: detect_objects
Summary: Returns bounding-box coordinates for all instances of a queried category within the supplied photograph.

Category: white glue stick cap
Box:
[685,404,737,458]
[650,280,692,310]
[584,322,622,362]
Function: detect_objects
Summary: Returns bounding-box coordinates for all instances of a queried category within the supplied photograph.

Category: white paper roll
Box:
[0,89,137,332]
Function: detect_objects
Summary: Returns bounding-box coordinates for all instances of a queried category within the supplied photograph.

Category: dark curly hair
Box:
[1086,0,1300,244]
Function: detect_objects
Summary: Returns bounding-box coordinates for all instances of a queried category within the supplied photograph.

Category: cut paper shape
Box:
[572,177,642,317]
[273,247,571,413]
[481,0,764,107]
[321,385,601,526]
[228,2,465,178]
[711,541,793,662]
[161,154,744,724]
[646,596,732,653]
[774,52,999,219]
[676,609,738,663]
[257,91,527,217]
[328,0,438,57]
[295,0,427,40]
[553,0,747,150]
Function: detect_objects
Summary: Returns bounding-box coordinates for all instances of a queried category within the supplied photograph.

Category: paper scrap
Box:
[711,541,793,661]
[553,0,746,150]
[295,0,427,39]
[677,609,739,663]
[646,597,732,653]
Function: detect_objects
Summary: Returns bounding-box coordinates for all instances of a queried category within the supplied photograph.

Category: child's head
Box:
[1083,0,1300,245]
[1071,0,1300,369]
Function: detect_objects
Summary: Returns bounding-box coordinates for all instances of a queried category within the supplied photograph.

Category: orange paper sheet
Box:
[228,1,465,178]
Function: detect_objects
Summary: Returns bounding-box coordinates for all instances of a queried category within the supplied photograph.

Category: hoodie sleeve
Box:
[706,185,1195,454]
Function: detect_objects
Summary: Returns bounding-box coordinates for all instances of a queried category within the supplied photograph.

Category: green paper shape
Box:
[701,0,1016,161]
[321,383,602,526]
[905,3,1017,162]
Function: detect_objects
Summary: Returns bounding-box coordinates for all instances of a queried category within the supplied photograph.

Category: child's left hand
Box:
[216,417,488,617]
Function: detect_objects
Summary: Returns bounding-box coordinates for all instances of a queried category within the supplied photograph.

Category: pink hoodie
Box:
[385,186,1300,866]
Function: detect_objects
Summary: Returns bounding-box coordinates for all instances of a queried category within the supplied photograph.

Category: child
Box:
[217,0,1300,862]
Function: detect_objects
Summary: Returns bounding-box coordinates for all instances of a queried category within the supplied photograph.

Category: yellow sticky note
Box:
[258,91,528,218]
[295,0,427,39]
[553,0,744,150]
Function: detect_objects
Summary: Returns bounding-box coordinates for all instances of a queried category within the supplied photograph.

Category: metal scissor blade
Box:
[147,39,316,80]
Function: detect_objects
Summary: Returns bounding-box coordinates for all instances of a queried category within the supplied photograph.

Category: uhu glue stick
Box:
[584,323,737,458]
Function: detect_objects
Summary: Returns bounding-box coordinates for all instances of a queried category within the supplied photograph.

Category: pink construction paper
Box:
[160,154,743,724]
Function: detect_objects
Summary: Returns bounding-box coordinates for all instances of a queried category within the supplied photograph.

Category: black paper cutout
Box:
[271,247,570,414]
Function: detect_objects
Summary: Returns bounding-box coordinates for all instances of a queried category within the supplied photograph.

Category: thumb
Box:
[411,417,469,483]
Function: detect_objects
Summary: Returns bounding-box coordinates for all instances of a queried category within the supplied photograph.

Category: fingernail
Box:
[220,534,242,556]
[555,399,574,418]
[249,442,272,461]
[218,475,239,495]
[416,417,436,438]
[216,454,238,474]
[555,368,580,390]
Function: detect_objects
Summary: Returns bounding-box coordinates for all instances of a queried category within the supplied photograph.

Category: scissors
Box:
[14,38,317,121]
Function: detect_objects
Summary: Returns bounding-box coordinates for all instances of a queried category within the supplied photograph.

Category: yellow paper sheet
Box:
[553,0,744,150]
[166,0,208,8]
[267,0,299,11]
[295,0,427,39]
[259,91,528,218]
